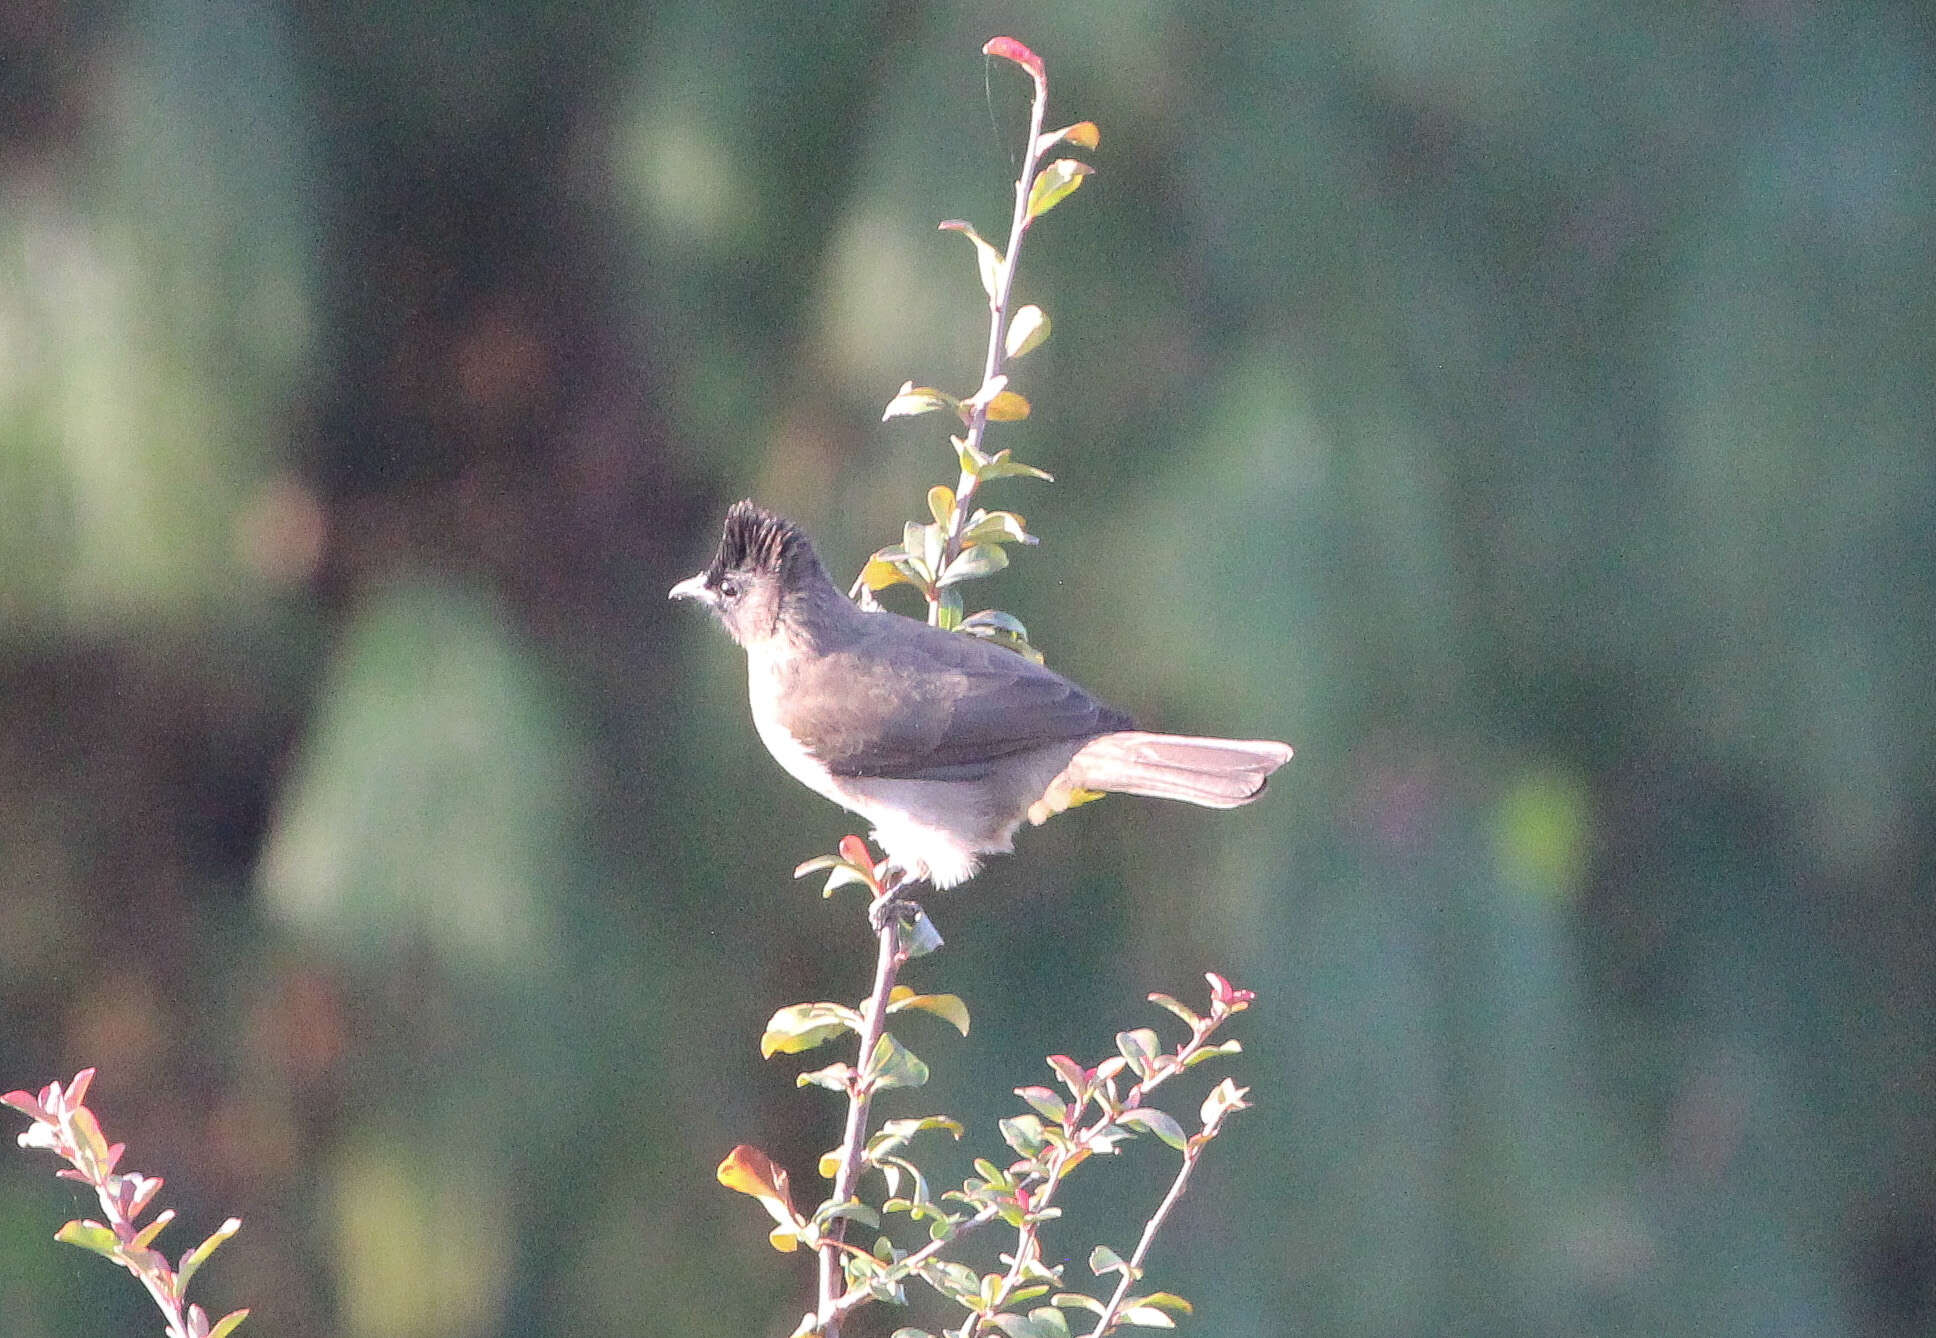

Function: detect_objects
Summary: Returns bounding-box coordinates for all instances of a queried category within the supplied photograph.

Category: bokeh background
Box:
[4,3,1934,1336]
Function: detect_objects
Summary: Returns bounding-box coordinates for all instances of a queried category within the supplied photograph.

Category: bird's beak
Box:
[668,572,712,604]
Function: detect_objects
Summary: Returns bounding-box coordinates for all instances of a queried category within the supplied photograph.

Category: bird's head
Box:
[669,500,827,647]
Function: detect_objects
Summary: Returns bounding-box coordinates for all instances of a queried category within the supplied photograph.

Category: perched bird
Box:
[670,501,1292,889]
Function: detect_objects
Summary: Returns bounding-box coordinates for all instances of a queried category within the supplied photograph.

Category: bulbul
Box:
[670,501,1292,889]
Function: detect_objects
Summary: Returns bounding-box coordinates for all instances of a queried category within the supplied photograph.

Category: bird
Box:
[670,500,1292,890]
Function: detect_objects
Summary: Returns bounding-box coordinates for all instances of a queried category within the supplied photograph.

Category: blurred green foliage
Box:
[3,3,1934,1338]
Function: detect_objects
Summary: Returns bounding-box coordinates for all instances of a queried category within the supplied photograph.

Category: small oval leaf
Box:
[1026,159,1094,220]
[1005,305,1050,361]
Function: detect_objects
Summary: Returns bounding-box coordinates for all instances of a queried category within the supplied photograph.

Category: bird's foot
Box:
[867,888,923,934]
[868,869,943,955]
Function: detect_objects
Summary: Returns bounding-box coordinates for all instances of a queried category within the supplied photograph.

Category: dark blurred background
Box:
[4,3,1934,1336]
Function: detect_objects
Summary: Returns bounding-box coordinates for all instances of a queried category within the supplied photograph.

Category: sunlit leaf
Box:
[939,219,1006,302]
[1200,1078,1253,1128]
[927,485,956,529]
[1038,121,1099,152]
[1005,305,1050,361]
[1088,1244,1129,1277]
[999,1115,1048,1156]
[963,510,1035,546]
[207,1310,250,1338]
[954,435,989,477]
[938,544,1009,587]
[716,1145,792,1207]
[762,1002,864,1057]
[887,987,971,1035]
[992,1307,1070,1338]
[1145,992,1201,1029]
[1115,1108,1188,1151]
[1116,1028,1162,1077]
[883,382,961,420]
[54,1220,119,1258]
[983,390,1031,421]
[868,1035,930,1090]
[1026,159,1093,220]
[1181,1038,1242,1067]
[1121,1292,1193,1326]
[979,450,1053,482]
[1015,1085,1068,1123]
[861,553,917,592]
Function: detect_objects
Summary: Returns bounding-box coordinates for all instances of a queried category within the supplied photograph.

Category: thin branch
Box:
[816,892,912,1336]
[1085,1149,1202,1337]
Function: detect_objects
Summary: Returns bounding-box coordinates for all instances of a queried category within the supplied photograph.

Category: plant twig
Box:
[817,889,912,1335]
[5,1069,249,1338]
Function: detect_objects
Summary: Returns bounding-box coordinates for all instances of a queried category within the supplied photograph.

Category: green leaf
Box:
[927,485,956,528]
[1053,1291,1107,1314]
[939,220,1006,302]
[883,382,961,420]
[875,1115,966,1145]
[1026,159,1093,220]
[1145,992,1201,1029]
[54,1220,120,1259]
[1046,1054,1090,1098]
[999,1114,1048,1157]
[1114,1107,1188,1151]
[934,587,963,631]
[1116,1028,1162,1078]
[1121,1292,1194,1326]
[1015,1085,1068,1123]
[887,988,971,1035]
[868,1035,930,1090]
[207,1310,250,1338]
[761,1002,864,1057]
[819,1199,880,1231]
[1005,305,1050,361]
[1088,1244,1129,1277]
[130,1208,176,1252]
[1182,1038,1243,1067]
[898,907,946,958]
[792,852,877,897]
[69,1106,114,1177]
[993,1307,1071,1338]
[797,1063,854,1092]
[177,1217,241,1291]
[938,544,1009,587]
[905,521,945,581]
[958,609,1042,662]
[890,1330,938,1338]
[979,449,1053,482]
[962,510,1036,546]
[954,435,989,477]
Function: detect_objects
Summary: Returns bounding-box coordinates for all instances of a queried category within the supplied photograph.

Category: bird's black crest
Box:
[713,500,809,577]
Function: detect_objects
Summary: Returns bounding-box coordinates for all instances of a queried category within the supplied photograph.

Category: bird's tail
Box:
[1029,731,1293,824]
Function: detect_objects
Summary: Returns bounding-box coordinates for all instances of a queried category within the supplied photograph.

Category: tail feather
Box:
[1060,731,1293,811]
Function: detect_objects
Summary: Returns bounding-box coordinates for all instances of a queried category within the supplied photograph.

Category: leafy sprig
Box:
[853,35,1095,657]
[719,38,1256,1338]
[5,1069,249,1338]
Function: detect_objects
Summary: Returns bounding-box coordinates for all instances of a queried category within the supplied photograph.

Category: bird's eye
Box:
[717,575,742,600]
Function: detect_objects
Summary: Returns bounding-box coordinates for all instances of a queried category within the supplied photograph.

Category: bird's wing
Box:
[775,617,1131,782]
